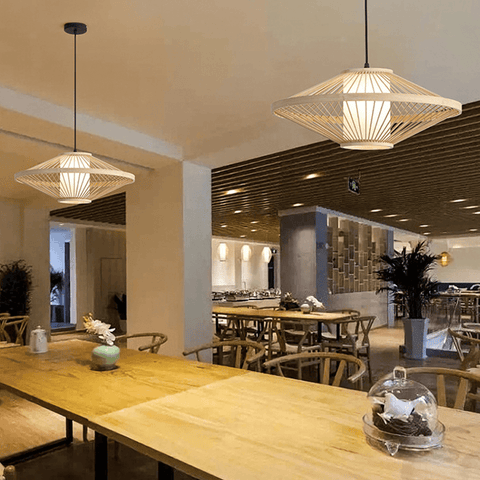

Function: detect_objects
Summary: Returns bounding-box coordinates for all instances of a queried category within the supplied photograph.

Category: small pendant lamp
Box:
[272,1,461,150]
[15,23,135,204]
[217,242,228,262]
[262,246,272,263]
[241,245,252,262]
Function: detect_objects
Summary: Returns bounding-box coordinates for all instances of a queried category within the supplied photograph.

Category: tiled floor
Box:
[0,323,474,479]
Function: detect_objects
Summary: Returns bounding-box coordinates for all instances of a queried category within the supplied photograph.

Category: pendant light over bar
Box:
[15,23,135,204]
[272,1,461,150]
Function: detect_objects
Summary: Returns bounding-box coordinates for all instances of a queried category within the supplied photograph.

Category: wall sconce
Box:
[217,243,228,262]
[439,251,452,267]
[241,245,252,262]
[262,246,272,263]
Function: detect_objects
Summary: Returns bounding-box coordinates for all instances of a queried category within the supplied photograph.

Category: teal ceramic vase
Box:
[91,344,120,371]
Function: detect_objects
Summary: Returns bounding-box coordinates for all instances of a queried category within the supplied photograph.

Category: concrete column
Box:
[126,161,212,357]
[22,206,51,337]
[279,207,328,306]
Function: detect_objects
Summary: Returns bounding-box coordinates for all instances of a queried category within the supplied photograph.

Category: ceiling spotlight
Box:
[240,235,246,238]
[251,221,259,224]
[234,210,242,214]
[224,189,243,195]
[370,209,382,213]
[462,205,479,209]
[220,225,227,228]
[251,229,257,232]
[474,212,480,215]
[292,203,304,207]
[398,219,409,222]
[305,173,321,180]
[384,214,399,218]
[450,199,467,203]
[419,224,429,228]
[469,229,478,232]
[424,232,431,235]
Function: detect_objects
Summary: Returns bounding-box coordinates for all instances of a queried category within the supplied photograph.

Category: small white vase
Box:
[91,344,120,371]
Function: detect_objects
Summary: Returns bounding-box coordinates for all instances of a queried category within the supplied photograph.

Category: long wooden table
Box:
[1,340,480,480]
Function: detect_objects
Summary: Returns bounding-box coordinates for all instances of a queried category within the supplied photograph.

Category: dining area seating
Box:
[0,315,29,347]
[0,463,16,480]
[264,351,367,388]
[183,339,266,371]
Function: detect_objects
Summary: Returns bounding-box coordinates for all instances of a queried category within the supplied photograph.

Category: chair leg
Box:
[83,425,89,442]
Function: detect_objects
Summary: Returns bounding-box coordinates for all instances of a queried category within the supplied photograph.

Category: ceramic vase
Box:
[91,344,120,371]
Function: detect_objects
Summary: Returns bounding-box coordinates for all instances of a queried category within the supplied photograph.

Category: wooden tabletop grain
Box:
[212,306,351,324]
[1,340,479,480]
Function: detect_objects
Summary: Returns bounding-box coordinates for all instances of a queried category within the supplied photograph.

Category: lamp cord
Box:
[364,0,369,68]
[73,29,77,152]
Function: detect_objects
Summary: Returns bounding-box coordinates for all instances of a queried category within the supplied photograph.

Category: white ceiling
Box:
[0,0,479,205]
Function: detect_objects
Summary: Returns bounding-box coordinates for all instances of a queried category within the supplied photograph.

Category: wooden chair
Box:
[405,367,480,411]
[0,463,16,480]
[183,339,266,371]
[321,316,375,385]
[116,332,168,354]
[448,328,480,370]
[263,351,366,388]
[0,315,29,346]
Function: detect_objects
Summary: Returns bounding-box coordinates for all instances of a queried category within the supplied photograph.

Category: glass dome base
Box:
[363,414,444,456]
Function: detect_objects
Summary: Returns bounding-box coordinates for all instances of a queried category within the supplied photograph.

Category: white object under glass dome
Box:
[363,366,444,455]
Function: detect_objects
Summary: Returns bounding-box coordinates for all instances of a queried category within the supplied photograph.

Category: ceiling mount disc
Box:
[64,22,87,35]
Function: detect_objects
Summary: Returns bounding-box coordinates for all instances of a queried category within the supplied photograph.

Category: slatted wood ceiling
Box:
[52,100,480,243]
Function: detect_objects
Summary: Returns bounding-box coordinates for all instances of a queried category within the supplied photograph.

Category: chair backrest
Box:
[330,316,375,348]
[405,367,480,410]
[448,328,480,369]
[0,315,29,345]
[116,332,168,354]
[263,351,366,387]
[183,340,266,371]
[0,463,17,480]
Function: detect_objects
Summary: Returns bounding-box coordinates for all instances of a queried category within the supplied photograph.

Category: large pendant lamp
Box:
[272,1,461,150]
[15,23,135,204]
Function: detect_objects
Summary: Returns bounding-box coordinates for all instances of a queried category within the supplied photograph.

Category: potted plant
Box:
[376,241,439,360]
[0,260,33,344]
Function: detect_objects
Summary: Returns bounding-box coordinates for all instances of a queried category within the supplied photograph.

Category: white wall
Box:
[430,236,480,283]
[212,237,279,291]
[0,199,22,263]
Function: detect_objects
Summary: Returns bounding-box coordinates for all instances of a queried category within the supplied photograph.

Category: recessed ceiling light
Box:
[370,209,382,213]
[474,212,480,215]
[221,225,227,228]
[469,229,478,232]
[384,214,399,218]
[292,203,304,207]
[224,188,243,195]
[462,205,479,209]
[450,199,467,203]
[398,219,409,222]
[251,221,259,224]
[240,235,246,238]
[419,224,429,228]
[234,210,242,214]
[304,173,321,180]
[251,229,257,232]
[424,232,431,235]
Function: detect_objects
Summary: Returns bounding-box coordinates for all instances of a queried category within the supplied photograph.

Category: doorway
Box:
[50,225,75,331]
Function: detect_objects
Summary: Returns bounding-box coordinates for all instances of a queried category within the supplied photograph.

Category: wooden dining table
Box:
[1,339,479,480]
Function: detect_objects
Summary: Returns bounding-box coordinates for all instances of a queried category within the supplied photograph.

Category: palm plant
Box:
[0,260,33,315]
[376,241,439,319]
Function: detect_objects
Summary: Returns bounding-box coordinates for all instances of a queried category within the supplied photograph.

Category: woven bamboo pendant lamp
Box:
[272,1,461,150]
[15,23,134,204]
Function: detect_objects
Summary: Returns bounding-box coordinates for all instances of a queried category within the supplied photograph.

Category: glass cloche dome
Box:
[363,366,444,455]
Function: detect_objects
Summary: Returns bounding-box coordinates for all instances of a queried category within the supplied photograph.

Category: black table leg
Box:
[66,418,73,444]
[158,461,174,479]
[95,432,108,480]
